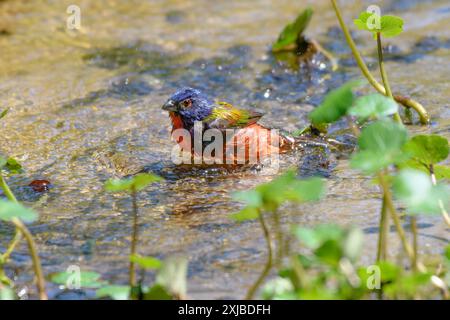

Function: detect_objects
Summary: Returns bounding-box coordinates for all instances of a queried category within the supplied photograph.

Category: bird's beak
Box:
[162,100,177,112]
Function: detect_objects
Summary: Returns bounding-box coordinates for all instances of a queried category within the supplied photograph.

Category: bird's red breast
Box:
[169,118,292,165]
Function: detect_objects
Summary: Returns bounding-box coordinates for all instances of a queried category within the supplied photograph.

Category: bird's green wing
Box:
[205,101,264,129]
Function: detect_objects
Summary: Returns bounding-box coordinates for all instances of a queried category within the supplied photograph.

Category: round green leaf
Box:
[0,200,38,223]
[380,15,404,38]
[50,271,106,288]
[309,81,358,125]
[0,108,8,120]
[229,206,259,222]
[351,120,409,173]
[105,173,162,192]
[403,135,449,165]
[96,285,130,300]
[393,169,449,215]
[349,94,398,121]
[130,254,162,269]
[232,189,262,207]
[354,12,403,38]
[0,158,23,175]
[272,8,313,52]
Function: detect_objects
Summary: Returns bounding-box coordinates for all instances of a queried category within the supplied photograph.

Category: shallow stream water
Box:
[0,0,449,299]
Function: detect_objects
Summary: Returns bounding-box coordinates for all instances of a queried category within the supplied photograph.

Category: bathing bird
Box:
[161,87,296,165]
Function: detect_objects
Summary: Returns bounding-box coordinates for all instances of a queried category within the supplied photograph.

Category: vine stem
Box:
[411,217,418,271]
[271,209,283,267]
[245,210,273,300]
[0,174,48,300]
[330,0,429,124]
[377,172,425,272]
[376,195,388,262]
[429,165,450,227]
[129,187,138,287]
[376,32,402,124]
[1,230,21,262]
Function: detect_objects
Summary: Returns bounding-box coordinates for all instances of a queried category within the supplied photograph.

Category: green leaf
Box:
[377,261,401,282]
[349,94,398,121]
[384,272,432,299]
[0,158,23,175]
[351,120,409,173]
[309,81,359,125]
[229,206,259,222]
[444,245,450,261]
[354,12,403,38]
[354,12,374,31]
[130,254,162,270]
[314,239,342,265]
[155,256,187,299]
[0,156,6,168]
[50,271,106,288]
[272,8,313,52]
[343,228,364,261]
[393,169,449,215]
[435,165,450,180]
[285,177,325,202]
[96,285,130,300]
[232,189,262,207]
[0,108,8,120]
[255,170,297,210]
[105,173,162,192]
[380,15,404,38]
[403,135,449,165]
[0,200,38,223]
[144,284,173,300]
[293,224,344,249]
[262,277,294,300]
[0,287,15,300]
[232,171,325,216]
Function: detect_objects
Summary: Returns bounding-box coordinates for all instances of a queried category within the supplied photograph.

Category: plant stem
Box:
[330,0,429,124]
[1,230,21,262]
[0,174,47,299]
[411,216,418,271]
[271,209,283,267]
[376,32,402,124]
[129,187,138,287]
[245,210,273,300]
[429,164,450,227]
[377,172,418,269]
[310,39,339,71]
[0,174,18,202]
[12,217,47,300]
[376,195,389,262]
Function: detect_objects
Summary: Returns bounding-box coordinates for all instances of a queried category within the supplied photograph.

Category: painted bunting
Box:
[162,87,296,165]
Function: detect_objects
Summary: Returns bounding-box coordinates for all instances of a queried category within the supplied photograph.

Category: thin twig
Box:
[376,32,402,124]
[129,187,139,287]
[429,165,450,227]
[377,172,425,272]
[411,216,418,271]
[376,195,389,262]
[1,230,22,262]
[245,210,273,300]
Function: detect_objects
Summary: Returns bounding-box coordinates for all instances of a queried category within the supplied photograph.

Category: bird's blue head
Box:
[162,87,214,128]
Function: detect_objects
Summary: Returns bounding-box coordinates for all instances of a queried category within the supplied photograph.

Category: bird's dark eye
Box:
[181,99,192,108]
